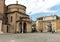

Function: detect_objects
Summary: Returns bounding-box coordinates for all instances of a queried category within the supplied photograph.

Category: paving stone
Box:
[0,33,60,42]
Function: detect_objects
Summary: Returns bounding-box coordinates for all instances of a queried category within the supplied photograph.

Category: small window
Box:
[11,16,12,22]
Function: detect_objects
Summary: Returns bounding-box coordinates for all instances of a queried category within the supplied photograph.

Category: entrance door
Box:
[47,22,52,32]
[20,22,27,33]
[7,26,8,33]
[20,22,22,33]
[23,22,26,33]
[47,25,52,32]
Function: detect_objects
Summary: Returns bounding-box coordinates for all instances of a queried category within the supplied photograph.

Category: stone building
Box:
[0,0,5,33]
[36,15,60,32]
[0,0,32,33]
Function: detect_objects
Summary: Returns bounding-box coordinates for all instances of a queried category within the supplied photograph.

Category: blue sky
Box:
[5,0,60,21]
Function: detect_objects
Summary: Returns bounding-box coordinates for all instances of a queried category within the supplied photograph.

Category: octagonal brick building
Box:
[0,0,32,33]
[5,3,32,33]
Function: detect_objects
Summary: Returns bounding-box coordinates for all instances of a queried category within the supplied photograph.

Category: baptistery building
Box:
[0,0,32,33]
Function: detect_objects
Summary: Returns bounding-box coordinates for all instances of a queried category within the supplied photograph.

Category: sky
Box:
[5,0,60,21]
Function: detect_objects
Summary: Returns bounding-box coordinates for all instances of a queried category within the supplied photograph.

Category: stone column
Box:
[22,22,24,34]
[16,22,19,33]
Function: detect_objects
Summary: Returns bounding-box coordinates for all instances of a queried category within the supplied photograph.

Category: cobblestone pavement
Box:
[0,33,60,42]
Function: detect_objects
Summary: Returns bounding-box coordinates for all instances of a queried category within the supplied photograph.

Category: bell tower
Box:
[0,0,5,19]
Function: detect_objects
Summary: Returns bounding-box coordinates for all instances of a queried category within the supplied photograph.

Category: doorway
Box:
[20,22,22,33]
[23,22,26,33]
[47,22,52,32]
[20,22,27,33]
[47,25,52,32]
[7,26,8,33]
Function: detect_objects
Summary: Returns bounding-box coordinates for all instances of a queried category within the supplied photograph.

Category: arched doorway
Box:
[20,22,27,33]
[20,22,22,33]
[47,25,52,32]
[47,22,52,32]
[7,26,8,33]
[23,22,26,33]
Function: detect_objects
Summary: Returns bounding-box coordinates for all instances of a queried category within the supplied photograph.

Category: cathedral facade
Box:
[0,0,32,33]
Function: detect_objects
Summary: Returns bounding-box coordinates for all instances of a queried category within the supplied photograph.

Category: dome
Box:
[7,4,26,14]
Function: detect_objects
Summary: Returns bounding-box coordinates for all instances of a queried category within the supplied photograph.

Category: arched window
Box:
[11,16,12,22]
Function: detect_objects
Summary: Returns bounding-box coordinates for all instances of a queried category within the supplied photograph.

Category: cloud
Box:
[30,12,54,21]
[48,4,60,16]
[29,9,56,15]
[27,0,60,15]
[5,0,16,5]
[28,9,56,15]
[5,0,60,15]
[49,4,60,11]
